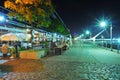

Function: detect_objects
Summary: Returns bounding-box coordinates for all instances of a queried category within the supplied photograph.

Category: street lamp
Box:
[110,23,113,51]
[100,21,106,28]
[85,30,92,39]
[100,21,113,51]
[0,15,5,22]
[117,38,120,53]
[100,21,107,48]
[85,30,90,35]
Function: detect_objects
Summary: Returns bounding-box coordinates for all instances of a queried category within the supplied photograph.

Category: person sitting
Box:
[1,42,9,57]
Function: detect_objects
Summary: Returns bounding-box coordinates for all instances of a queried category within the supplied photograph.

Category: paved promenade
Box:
[0,41,120,80]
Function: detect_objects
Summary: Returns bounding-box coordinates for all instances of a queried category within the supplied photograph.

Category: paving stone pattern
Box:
[0,61,120,80]
[0,42,120,80]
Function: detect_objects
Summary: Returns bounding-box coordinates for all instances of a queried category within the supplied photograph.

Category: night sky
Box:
[1,0,120,38]
[0,0,4,6]
[52,0,120,38]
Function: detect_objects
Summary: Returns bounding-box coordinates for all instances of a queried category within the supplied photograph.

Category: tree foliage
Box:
[4,0,54,27]
[46,18,70,35]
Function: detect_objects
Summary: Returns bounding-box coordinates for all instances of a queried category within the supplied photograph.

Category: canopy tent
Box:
[0,33,30,41]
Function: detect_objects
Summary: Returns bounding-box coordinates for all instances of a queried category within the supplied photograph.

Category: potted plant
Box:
[10,47,16,58]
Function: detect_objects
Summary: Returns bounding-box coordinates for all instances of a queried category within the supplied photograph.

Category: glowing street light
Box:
[85,30,90,35]
[85,30,92,39]
[100,21,106,27]
[100,20,113,51]
[0,15,5,22]
[118,38,120,43]
[81,34,84,37]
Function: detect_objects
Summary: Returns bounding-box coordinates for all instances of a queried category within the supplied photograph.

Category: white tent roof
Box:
[0,33,30,41]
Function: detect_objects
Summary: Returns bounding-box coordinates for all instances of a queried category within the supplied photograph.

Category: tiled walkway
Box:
[0,42,120,80]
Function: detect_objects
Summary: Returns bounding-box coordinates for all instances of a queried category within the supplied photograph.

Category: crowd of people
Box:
[1,41,20,58]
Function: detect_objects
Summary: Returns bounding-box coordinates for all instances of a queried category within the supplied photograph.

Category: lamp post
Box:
[117,38,120,53]
[85,30,91,38]
[0,15,5,36]
[0,15,5,22]
[100,21,113,51]
[110,24,113,51]
[100,21,107,48]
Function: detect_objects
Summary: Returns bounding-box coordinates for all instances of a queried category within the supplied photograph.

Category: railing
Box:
[79,38,120,53]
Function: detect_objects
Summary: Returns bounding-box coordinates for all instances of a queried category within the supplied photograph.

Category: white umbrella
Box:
[0,33,31,41]
[0,33,19,41]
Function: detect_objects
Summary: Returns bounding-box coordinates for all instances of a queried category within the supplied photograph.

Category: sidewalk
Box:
[0,42,120,80]
[47,42,120,64]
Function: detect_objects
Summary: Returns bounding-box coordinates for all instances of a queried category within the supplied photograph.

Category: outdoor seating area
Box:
[48,40,70,55]
[0,6,72,60]
[0,31,71,59]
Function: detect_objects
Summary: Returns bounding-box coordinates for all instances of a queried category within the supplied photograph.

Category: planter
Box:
[10,47,16,58]
[20,49,45,59]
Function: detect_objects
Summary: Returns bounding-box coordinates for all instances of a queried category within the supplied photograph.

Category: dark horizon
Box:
[52,0,120,38]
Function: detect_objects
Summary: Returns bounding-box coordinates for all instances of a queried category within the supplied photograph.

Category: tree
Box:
[4,0,54,27]
[46,18,70,35]
[4,0,55,47]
